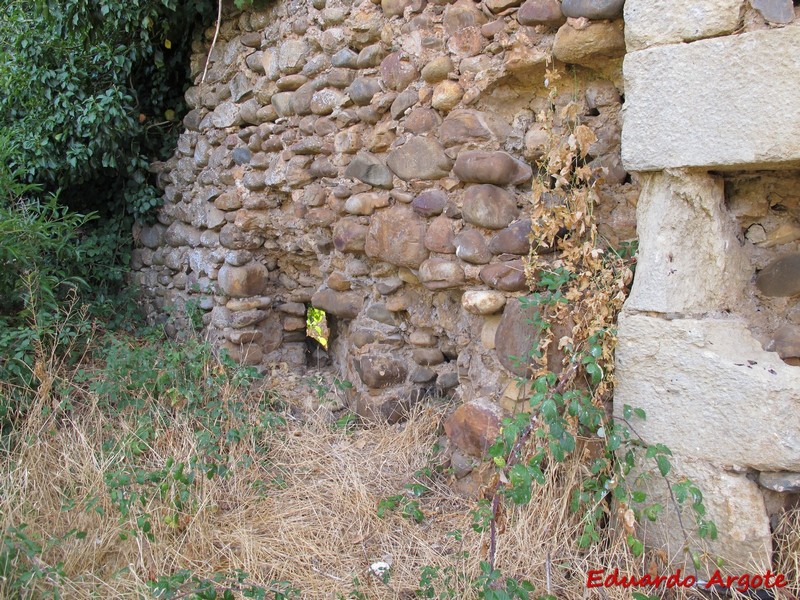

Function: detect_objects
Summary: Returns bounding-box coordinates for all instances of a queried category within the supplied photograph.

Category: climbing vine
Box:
[478,65,718,585]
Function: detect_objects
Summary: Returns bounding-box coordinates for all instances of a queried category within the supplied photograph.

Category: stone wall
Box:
[132,0,635,423]
[131,0,800,575]
[616,0,800,574]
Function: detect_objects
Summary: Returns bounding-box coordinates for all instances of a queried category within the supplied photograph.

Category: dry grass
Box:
[775,507,800,596]
[1,342,797,599]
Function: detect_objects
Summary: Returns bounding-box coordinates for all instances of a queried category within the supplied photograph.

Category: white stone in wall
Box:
[622,27,800,171]
[614,313,800,471]
[626,170,749,314]
[624,0,745,51]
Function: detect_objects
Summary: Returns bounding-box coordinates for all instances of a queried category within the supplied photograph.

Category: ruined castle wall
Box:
[130,0,800,574]
[131,0,635,421]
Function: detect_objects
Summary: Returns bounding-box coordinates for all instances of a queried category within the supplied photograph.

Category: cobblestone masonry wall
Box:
[132,0,635,420]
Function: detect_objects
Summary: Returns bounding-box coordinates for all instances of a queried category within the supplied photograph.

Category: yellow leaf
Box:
[164,39,172,49]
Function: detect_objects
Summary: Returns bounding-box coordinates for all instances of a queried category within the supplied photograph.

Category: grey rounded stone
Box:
[344,153,393,188]
[560,0,625,20]
[436,371,459,390]
[758,471,800,493]
[750,0,794,24]
[232,147,252,165]
[453,150,532,186]
[462,185,519,230]
[211,101,242,128]
[387,137,453,181]
[756,254,800,297]
[412,190,448,217]
[347,77,383,106]
[357,43,386,68]
[331,48,359,68]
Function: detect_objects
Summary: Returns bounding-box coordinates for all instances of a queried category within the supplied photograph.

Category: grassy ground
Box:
[1,325,797,599]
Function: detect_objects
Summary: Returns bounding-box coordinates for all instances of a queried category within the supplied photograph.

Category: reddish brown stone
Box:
[444,398,504,457]
[462,185,520,230]
[448,27,487,58]
[419,258,466,290]
[552,21,626,67]
[220,341,263,366]
[305,207,337,227]
[355,355,408,388]
[333,218,369,253]
[517,0,566,26]
[311,288,364,319]
[489,219,532,255]
[412,189,448,217]
[365,205,429,268]
[485,0,523,14]
[443,0,488,34]
[440,110,494,147]
[380,52,419,91]
[494,296,572,376]
[404,108,441,134]
[453,150,533,186]
[425,215,457,253]
[218,263,268,298]
[454,229,492,264]
[479,259,527,291]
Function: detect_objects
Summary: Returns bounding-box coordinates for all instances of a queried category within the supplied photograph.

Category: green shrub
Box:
[0,0,215,220]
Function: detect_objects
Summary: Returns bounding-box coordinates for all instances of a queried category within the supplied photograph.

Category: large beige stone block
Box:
[624,0,744,51]
[622,27,800,171]
[626,170,749,314]
[624,454,771,576]
[614,313,800,471]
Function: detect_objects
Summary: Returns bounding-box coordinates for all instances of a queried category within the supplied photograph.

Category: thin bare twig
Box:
[200,0,222,84]
[488,362,579,571]
[546,551,552,595]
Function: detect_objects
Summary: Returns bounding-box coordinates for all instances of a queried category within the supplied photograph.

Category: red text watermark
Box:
[586,568,789,594]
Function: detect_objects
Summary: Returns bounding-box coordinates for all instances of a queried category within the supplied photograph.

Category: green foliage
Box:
[75,327,287,541]
[0,0,216,220]
[0,195,95,316]
[0,524,85,598]
[377,494,425,523]
[306,307,328,348]
[233,0,271,9]
[0,134,126,429]
[1,297,298,596]
[473,562,535,600]
[498,284,716,554]
[416,563,466,599]
[149,568,300,599]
